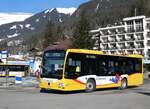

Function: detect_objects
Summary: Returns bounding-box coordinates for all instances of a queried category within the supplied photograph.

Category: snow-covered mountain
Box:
[0,8,76,40]
[0,8,76,26]
[0,13,33,26]
[0,7,77,54]
[53,8,76,15]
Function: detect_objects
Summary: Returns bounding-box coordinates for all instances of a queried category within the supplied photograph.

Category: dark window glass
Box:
[41,50,65,79]
[134,59,142,73]
[97,60,108,76]
[65,52,142,78]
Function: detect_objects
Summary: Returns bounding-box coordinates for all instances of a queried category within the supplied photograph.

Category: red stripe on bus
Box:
[73,79,85,85]
[73,79,120,86]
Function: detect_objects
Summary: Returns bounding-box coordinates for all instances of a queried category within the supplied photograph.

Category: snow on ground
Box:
[25,24,31,28]
[43,15,46,18]
[10,25,17,29]
[7,33,20,38]
[95,3,100,12]
[19,24,24,29]
[59,18,62,22]
[45,8,76,15]
[56,8,76,15]
[25,24,35,30]
[36,19,39,22]
[7,41,13,46]
[0,13,33,25]
[0,39,4,42]
[30,27,35,30]
[44,8,54,14]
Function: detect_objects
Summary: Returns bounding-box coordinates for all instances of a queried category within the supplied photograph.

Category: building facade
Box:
[91,15,150,63]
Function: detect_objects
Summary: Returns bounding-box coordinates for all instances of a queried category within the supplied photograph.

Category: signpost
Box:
[1,50,8,64]
[1,50,9,86]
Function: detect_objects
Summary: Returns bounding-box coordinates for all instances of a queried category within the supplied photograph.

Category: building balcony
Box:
[125,37,132,41]
[91,36,99,40]
[135,28,143,32]
[136,37,144,40]
[94,42,99,46]
[134,42,144,48]
[118,43,126,49]
[93,47,98,50]
[116,38,123,42]
[100,39,107,43]
[126,50,134,54]
[125,43,131,48]
[120,47,126,49]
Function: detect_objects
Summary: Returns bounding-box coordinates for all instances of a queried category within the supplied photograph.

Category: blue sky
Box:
[0,0,90,13]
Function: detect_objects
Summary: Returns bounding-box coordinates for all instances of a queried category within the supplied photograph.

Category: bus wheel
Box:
[120,78,128,89]
[86,79,96,92]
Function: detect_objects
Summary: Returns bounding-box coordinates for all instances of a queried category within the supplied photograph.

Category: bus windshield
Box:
[41,51,65,79]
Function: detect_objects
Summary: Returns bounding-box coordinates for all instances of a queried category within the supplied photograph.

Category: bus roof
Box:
[0,63,29,66]
[67,49,103,55]
[66,49,143,59]
[127,54,143,58]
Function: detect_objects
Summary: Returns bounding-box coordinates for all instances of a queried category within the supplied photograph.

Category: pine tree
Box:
[43,21,56,49]
[72,11,93,49]
[56,26,65,40]
[0,41,8,51]
[27,35,38,50]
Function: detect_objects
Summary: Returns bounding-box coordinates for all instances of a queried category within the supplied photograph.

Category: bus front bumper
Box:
[39,79,86,91]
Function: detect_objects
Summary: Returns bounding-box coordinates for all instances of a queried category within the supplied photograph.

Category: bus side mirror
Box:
[76,66,80,72]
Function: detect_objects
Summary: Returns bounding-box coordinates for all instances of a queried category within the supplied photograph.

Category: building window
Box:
[147,32,150,38]
[147,23,150,30]
[147,40,150,46]
[127,21,134,32]
[135,20,143,31]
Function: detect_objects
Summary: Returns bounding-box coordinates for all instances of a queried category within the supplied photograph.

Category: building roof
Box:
[123,15,146,21]
[44,39,72,51]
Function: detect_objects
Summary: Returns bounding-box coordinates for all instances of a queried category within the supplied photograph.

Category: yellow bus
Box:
[40,49,143,92]
[0,64,29,77]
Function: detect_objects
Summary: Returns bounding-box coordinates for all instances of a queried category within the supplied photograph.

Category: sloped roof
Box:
[45,39,72,51]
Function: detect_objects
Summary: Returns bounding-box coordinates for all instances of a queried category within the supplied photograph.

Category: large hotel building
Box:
[91,15,150,64]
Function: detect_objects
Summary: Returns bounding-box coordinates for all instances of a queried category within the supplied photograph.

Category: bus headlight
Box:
[58,83,65,89]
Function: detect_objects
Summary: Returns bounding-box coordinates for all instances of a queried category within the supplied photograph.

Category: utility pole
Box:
[134,8,137,16]
[98,33,101,50]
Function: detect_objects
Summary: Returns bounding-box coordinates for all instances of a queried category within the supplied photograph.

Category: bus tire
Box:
[120,78,128,89]
[85,79,96,92]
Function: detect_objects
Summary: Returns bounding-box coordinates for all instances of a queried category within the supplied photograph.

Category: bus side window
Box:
[98,61,107,76]
[127,61,134,74]
[115,62,119,73]
[121,62,126,74]
[66,58,81,79]
[108,61,115,75]
[134,59,142,73]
